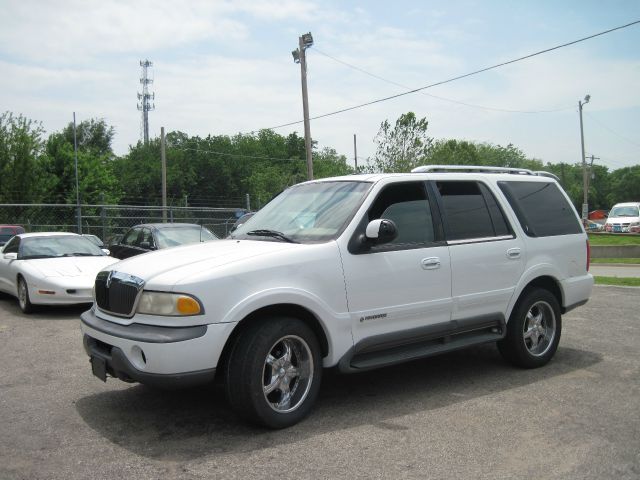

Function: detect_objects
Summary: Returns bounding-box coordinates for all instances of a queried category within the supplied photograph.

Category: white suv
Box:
[81,166,593,428]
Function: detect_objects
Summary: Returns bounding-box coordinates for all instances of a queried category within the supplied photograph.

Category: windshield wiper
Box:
[246,229,298,243]
[21,254,56,260]
[59,252,99,257]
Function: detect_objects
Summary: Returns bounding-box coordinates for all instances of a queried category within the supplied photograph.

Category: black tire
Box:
[17,276,34,314]
[498,288,562,368]
[224,317,322,429]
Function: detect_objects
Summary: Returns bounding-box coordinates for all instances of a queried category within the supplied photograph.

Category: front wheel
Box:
[224,317,322,429]
[498,288,561,368]
[17,277,34,314]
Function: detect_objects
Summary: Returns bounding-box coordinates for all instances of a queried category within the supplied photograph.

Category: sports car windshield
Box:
[232,181,372,243]
[20,236,106,259]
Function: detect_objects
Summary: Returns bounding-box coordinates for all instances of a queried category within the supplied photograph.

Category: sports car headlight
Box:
[136,291,203,316]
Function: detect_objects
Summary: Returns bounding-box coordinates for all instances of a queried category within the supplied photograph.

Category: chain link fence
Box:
[0,203,248,242]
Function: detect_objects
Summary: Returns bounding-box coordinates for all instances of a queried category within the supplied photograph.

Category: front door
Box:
[340,181,452,346]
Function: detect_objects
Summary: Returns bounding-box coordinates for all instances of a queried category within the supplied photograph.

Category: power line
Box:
[584,112,640,149]
[172,146,346,163]
[261,19,640,131]
[312,47,572,114]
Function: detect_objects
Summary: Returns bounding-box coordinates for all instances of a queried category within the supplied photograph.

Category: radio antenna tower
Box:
[137,59,155,144]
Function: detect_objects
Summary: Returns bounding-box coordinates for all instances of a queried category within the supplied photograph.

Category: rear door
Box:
[433,180,525,321]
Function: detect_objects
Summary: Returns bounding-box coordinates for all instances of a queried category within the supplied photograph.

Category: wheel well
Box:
[217,303,330,372]
[521,276,563,311]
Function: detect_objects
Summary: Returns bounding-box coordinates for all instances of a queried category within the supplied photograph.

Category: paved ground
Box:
[590,264,640,278]
[0,286,639,480]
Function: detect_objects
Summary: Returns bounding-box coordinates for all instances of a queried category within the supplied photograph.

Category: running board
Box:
[339,315,505,373]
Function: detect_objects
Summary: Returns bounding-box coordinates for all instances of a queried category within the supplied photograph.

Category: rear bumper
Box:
[561,273,594,311]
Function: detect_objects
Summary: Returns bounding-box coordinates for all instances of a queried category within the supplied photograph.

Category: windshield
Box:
[232,181,372,243]
[20,235,106,259]
[609,206,640,218]
[155,226,217,249]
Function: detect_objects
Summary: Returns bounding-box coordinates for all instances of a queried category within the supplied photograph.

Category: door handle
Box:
[421,257,441,270]
[506,248,521,259]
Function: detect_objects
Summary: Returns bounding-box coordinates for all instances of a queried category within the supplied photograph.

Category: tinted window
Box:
[498,181,582,237]
[122,228,141,246]
[368,182,436,247]
[3,237,20,253]
[437,181,510,241]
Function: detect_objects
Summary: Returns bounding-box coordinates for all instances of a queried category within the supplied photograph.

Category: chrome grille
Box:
[95,271,145,317]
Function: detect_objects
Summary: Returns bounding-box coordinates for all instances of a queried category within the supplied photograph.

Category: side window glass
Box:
[368,182,435,247]
[122,228,140,246]
[4,237,20,254]
[437,181,504,241]
[478,183,511,236]
[140,228,154,247]
[498,181,582,237]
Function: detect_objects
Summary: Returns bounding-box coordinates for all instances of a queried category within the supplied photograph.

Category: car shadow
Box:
[75,344,602,460]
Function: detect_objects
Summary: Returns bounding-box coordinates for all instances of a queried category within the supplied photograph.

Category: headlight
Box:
[136,291,203,316]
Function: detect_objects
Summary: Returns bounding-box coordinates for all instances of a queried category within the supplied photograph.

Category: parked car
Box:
[604,202,640,233]
[230,212,255,233]
[81,166,593,428]
[108,223,218,260]
[0,232,118,313]
[0,225,25,247]
[82,234,105,248]
[585,220,604,232]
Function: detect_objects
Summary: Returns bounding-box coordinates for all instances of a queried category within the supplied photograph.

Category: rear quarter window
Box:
[498,181,582,237]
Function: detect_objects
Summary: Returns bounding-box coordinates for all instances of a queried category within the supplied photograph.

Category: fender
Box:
[505,263,564,320]
[220,287,353,367]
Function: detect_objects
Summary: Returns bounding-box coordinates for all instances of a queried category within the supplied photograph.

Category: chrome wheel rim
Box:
[523,300,556,356]
[18,281,27,309]
[262,335,313,414]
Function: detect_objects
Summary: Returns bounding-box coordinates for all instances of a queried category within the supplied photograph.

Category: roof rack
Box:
[411,165,559,181]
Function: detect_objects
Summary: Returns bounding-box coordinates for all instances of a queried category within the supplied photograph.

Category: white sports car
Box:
[0,232,119,313]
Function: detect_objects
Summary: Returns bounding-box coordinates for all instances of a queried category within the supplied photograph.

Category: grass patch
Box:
[594,276,640,287]
[588,233,640,246]
[591,258,640,264]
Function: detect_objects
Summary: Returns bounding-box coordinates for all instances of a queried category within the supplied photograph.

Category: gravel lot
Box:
[0,285,638,480]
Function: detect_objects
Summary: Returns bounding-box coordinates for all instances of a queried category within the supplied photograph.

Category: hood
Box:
[104,239,302,285]
[29,256,119,278]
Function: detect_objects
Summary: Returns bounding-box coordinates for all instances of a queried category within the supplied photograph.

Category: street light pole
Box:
[293,32,314,180]
[73,112,82,234]
[578,94,590,222]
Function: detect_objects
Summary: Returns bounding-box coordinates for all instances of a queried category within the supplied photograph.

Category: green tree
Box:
[0,112,48,203]
[369,112,432,173]
[43,118,121,204]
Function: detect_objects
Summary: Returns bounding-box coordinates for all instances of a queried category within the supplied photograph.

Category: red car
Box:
[0,225,25,247]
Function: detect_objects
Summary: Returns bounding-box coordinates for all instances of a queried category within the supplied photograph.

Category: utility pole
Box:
[578,94,590,222]
[73,112,82,234]
[137,60,155,144]
[292,33,314,180]
[586,154,600,206]
[353,134,358,172]
[161,127,167,222]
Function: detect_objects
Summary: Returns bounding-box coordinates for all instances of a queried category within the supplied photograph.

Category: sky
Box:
[1,0,639,171]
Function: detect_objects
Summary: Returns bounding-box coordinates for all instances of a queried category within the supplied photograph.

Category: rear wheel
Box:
[17,277,34,314]
[224,317,322,429]
[498,288,561,368]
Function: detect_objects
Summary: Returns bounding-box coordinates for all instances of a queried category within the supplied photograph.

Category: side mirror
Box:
[101,248,110,256]
[3,252,18,260]
[139,241,151,249]
[365,219,398,245]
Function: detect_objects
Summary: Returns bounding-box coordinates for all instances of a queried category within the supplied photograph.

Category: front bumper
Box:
[80,308,236,388]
